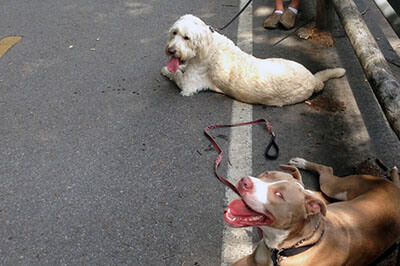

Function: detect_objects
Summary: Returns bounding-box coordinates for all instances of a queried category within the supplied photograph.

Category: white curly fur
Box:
[161,14,346,106]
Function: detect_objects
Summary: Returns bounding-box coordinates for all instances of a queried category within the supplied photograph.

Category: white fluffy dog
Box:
[161,14,346,107]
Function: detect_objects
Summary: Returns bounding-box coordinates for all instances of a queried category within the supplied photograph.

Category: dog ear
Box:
[304,192,327,216]
[196,31,212,49]
[279,165,303,182]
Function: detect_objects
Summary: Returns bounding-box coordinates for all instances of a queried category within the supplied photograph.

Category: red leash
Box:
[204,119,279,196]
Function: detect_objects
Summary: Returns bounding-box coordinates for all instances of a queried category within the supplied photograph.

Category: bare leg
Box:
[274,0,284,11]
[288,0,300,10]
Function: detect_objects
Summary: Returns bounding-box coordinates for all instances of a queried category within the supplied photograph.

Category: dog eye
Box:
[184,36,190,40]
[275,191,284,200]
[172,31,177,35]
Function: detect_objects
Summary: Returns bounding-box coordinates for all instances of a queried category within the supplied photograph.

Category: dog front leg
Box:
[179,76,205,96]
[161,66,185,90]
[233,241,273,266]
[161,67,200,95]
[161,67,210,96]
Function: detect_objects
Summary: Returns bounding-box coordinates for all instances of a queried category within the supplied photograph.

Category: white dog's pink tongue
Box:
[167,57,180,73]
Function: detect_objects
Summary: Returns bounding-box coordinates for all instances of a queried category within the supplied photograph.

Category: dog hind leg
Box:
[289,158,345,200]
[209,87,226,95]
[289,157,379,201]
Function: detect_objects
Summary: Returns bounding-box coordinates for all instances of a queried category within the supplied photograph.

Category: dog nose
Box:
[168,48,176,55]
[238,177,253,191]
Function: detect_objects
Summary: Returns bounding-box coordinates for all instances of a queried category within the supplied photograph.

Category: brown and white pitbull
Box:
[224,157,400,266]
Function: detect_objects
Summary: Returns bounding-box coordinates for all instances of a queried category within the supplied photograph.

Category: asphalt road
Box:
[1,0,399,266]
[0,1,240,265]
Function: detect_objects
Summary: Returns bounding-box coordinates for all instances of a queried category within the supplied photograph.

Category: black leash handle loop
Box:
[265,135,279,160]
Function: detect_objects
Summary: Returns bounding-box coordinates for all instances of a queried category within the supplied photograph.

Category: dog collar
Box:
[270,241,318,266]
[270,219,325,266]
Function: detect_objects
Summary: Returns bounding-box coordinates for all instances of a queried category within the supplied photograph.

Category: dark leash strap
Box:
[204,119,279,196]
[218,0,253,30]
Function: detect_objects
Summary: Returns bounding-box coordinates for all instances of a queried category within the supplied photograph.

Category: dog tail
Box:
[313,68,346,92]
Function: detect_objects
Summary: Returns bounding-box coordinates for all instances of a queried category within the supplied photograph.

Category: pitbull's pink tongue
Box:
[167,57,180,73]
[230,199,260,217]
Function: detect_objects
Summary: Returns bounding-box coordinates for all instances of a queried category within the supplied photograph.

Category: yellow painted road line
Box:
[0,36,22,58]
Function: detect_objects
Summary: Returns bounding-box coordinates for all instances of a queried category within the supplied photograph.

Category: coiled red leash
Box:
[204,119,279,196]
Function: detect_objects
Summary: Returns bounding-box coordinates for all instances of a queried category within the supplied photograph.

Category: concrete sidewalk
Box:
[247,0,400,265]
[249,0,400,265]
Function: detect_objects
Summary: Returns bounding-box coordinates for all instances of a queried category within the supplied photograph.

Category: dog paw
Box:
[180,90,196,96]
[391,166,399,175]
[161,66,170,76]
[289,157,307,169]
